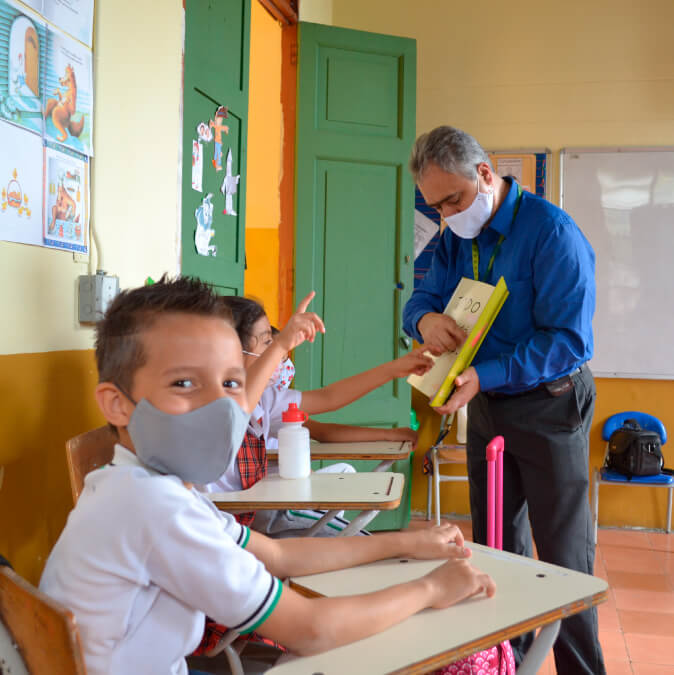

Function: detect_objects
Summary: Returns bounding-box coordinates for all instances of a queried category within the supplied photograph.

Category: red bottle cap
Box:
[282,403,308,423]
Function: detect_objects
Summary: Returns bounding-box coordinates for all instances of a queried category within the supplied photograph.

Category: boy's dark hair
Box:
[95,275,232,392]
[219,296,267,351]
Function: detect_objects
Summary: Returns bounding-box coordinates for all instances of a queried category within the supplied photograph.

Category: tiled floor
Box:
[422,518,674,674]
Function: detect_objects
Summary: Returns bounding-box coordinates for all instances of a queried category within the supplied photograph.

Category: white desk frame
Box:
[266,543,607,674]
[208,472,404,536]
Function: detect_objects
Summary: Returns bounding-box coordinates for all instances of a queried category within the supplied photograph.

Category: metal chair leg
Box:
[517,620,561,675]
[426,472,432,521]
[205,629,244,675]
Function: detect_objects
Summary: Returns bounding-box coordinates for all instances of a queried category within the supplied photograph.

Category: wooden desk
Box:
[267,440,412,472]
[266,543,608,675]
[208,472,404,536]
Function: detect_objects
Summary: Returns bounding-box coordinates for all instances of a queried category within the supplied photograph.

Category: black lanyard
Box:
[472,184,522,281]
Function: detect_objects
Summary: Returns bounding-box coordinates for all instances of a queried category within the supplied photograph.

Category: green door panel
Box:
[294,22,417,429]
[295,22,417,531]
[181,0,250,294]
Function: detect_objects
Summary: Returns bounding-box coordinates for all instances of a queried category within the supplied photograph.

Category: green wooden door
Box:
[181,0,250,295]
[295,23,417,530]
[294,22,417,428]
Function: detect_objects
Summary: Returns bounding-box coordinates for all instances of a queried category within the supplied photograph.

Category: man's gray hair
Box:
[409,126,493,183]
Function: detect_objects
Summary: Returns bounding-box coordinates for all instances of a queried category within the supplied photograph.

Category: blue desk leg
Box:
[516,619,561,675]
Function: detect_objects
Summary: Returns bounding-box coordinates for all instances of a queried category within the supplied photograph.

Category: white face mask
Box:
[444,174,494,239]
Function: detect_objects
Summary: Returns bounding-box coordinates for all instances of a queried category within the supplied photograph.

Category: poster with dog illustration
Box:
[0,0,47,136]
[44,26,92,156]
[0,119,43,247]
[44,0,94,48]
[43,141,89,252]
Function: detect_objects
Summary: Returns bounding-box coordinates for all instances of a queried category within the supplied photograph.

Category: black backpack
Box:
[605,419,671,479]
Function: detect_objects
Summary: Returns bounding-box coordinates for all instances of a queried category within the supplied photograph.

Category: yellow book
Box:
[407,276,509,407]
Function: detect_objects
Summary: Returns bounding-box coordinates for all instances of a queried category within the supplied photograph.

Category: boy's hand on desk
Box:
[389,347,436,378]
[404,523,470,561]
[425,559,496,609]
[277,291,326,351]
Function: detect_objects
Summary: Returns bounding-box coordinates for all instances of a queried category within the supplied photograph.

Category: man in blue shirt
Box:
[404,126,605,675]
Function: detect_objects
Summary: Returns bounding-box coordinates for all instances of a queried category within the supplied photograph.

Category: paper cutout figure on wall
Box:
[1,169,31,217]
[209,106,229,171]
[220,148,240,216]
[196,121,213,143]
[44,64,85,143]
[192,140,203,192]
[194,193,217,257]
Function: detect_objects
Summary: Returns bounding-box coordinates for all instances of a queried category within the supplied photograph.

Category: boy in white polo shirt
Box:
[40,276,495,675]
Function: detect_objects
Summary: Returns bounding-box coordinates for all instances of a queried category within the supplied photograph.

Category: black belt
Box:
[485,366,584,400]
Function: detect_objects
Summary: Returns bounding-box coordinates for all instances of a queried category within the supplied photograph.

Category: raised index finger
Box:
[295,290,316,314]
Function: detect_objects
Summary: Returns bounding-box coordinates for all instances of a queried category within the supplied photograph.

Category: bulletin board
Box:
[487,148,551,201]
[0,0,94,253]
[560,147,674,379]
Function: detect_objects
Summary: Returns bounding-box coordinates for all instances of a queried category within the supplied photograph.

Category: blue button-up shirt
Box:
[403,178,595,394]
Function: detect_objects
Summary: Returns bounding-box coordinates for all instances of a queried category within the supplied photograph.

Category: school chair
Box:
[65,425,117,505]
[0,565,87,675]
[64,427,247,675]
[592,411,672,543]
[425,415,469,526]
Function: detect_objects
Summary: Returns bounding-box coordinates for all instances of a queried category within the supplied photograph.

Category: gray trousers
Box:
[466,365,605,675]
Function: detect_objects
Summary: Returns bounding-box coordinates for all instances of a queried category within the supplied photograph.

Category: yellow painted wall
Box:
[330,0,674,526]
[244,0,283,326]
[0,0,183,582]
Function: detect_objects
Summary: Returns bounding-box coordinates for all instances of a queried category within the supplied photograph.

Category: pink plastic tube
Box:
[486,436,505,550]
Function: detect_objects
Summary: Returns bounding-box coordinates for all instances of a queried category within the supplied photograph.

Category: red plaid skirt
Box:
[234,430,268,526]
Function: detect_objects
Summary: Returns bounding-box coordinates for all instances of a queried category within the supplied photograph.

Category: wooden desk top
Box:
[267,440,413,462]
[208,472,404,511]
[267,543,608,675]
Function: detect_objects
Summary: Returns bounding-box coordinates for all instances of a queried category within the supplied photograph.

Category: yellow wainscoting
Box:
[410,378,674,531]
[0,350,104,584]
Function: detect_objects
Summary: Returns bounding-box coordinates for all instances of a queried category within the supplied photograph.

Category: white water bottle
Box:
[456,404,468,445]
[277,403,311,479]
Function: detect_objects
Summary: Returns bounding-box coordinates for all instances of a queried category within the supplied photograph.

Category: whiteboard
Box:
[560,147,674,379]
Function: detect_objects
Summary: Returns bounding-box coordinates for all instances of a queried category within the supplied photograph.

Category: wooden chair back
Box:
[0,566,86,674]
[65,426,117,505]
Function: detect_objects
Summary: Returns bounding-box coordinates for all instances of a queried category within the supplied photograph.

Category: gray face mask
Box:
[125,396,249,484]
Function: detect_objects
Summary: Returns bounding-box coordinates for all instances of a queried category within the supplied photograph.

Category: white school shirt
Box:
[201,386,302,493]
[39,445,282,675]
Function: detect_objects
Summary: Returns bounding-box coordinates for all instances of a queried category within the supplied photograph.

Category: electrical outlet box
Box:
[78,271,120,323]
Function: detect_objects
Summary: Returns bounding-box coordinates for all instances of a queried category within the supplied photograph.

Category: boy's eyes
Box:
[170,378,243,391]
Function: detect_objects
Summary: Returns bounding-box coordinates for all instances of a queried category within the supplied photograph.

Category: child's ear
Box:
[95,383,134,428]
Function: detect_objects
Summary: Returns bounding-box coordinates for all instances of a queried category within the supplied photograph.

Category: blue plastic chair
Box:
[592,411,672,542]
